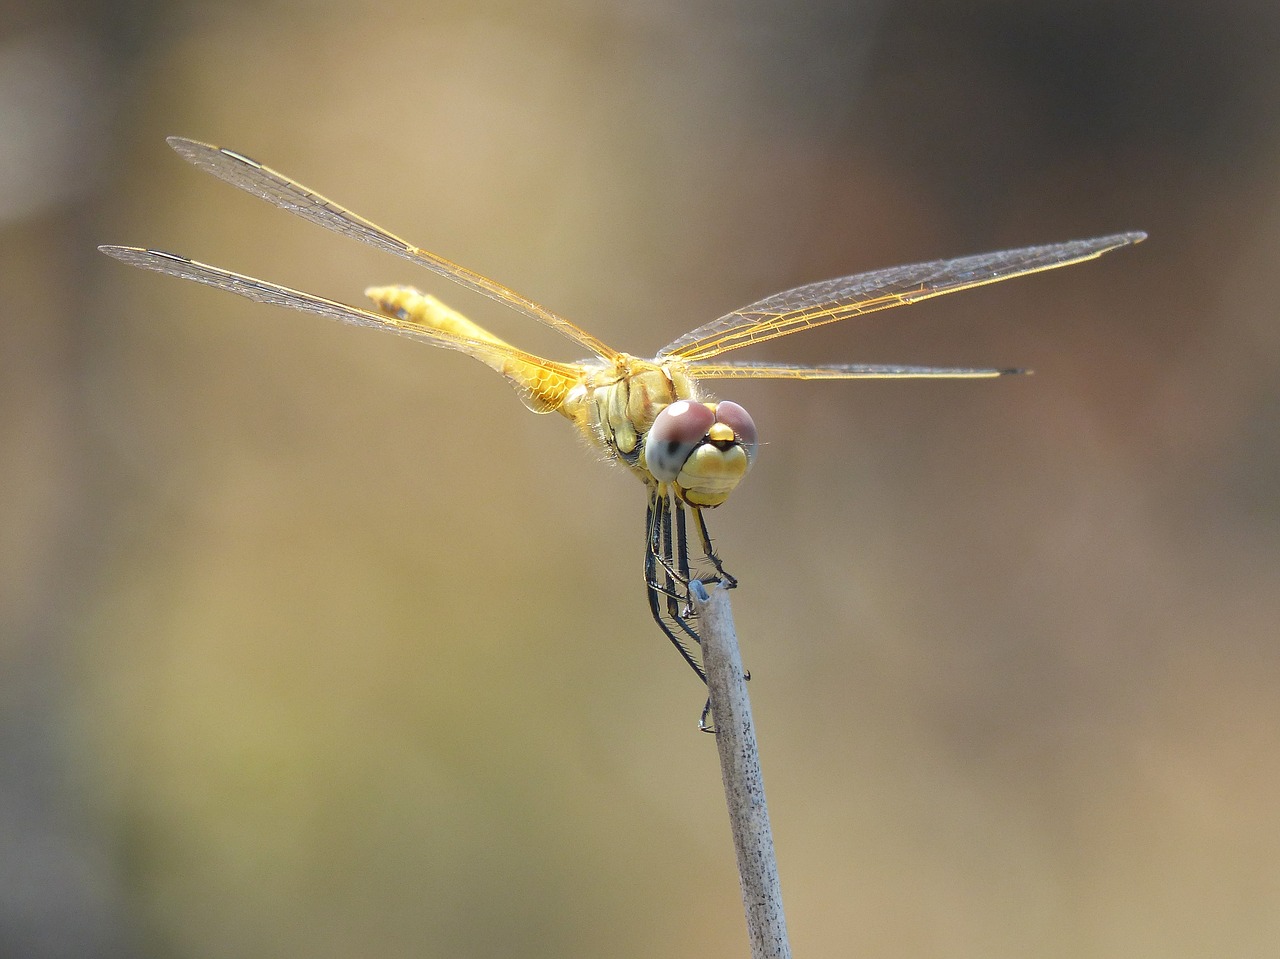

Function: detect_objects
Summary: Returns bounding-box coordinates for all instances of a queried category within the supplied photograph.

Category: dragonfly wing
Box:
[686,360,1022,379]
[165,137,622,362]
[659,232,1145,361]
[99,245,585,413]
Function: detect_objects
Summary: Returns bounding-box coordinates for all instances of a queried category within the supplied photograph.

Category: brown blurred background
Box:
[4,0,1280,956]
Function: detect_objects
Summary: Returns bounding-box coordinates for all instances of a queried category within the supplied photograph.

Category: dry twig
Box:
[691,580,791,959]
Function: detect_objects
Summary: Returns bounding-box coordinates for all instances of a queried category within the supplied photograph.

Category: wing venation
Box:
[165,136,621,361]
[660,232,1146,360]
[98,245,585,412]
[685,360,1024,380]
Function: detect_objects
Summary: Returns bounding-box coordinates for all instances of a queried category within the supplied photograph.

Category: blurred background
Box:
[4,0,1280,956]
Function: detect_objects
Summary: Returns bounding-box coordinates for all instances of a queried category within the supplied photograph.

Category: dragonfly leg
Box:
[698,696,716,733]
[690,506,750,687]
[692,507,736,589]
[645,487,707,684]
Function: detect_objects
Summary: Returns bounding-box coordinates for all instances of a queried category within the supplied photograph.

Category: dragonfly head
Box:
[643,400,758,508]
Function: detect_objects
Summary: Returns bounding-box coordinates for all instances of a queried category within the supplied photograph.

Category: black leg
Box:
[644,486,707,684]
[692,507,736,589]
[674,498,692,587]
[660,489,684,622]
[689,505,749,689]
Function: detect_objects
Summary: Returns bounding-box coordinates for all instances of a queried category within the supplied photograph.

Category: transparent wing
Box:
[660,232,1146,361]
[99,245,586,412]
[165,136,622,362]
[684,360,1021,379]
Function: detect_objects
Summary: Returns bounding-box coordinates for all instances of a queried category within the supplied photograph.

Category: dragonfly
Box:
[101,137,1145,689]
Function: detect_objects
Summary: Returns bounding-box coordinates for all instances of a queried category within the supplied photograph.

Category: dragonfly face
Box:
[100,137,1144,696]
[643,399,758,508]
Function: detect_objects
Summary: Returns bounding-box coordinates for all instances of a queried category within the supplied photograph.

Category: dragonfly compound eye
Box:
[710,401,758,465]
[644,400,716,482]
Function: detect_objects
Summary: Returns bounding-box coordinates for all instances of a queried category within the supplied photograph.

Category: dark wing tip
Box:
[999,367,1032,376]
[167,135,260,167]
[1092,230,1146,250]
[98,243,145,260]
[98,245,189,267]
[166,135,209,156]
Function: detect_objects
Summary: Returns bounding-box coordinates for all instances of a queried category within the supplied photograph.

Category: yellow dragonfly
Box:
[101,137,1144,687]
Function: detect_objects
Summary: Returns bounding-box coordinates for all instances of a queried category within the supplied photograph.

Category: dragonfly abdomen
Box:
[365,284,581,414]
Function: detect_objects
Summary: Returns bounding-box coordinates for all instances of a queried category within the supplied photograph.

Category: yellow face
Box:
[641,399,758,508]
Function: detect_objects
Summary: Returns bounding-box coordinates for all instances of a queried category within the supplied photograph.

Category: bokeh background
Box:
[5,0,1280,956]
